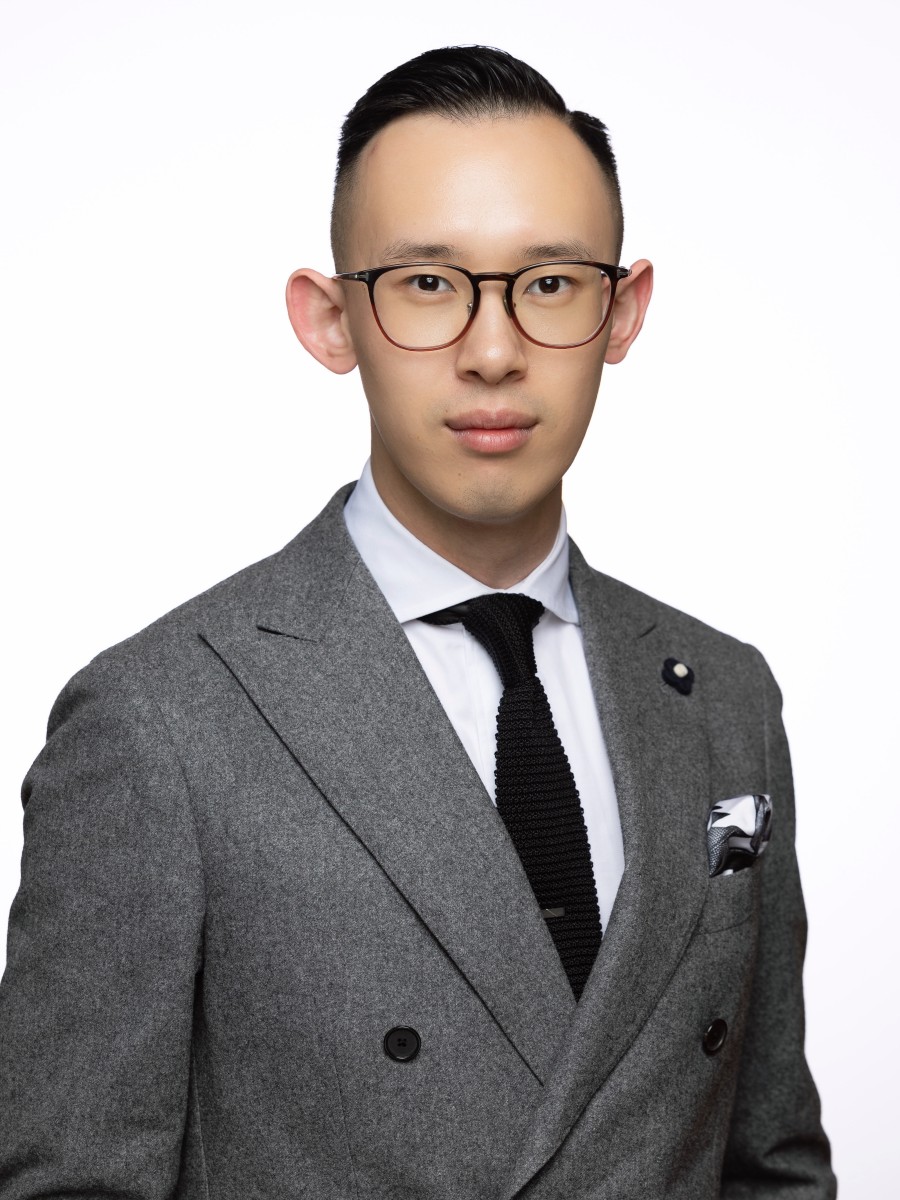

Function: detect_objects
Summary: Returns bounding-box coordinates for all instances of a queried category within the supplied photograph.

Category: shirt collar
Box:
[343,460,579,626]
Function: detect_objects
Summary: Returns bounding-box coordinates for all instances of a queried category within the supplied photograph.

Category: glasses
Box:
[334,260,631,351]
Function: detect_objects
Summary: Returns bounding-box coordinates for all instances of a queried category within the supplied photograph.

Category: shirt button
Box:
[383,1026,421,1062]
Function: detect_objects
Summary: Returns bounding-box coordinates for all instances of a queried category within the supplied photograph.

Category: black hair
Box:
[330,45,624,267]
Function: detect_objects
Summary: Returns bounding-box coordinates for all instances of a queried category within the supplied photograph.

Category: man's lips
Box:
[446,409,536,454]
[445,409,535,431]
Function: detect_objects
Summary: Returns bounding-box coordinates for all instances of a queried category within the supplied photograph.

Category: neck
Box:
[369,456,562,590]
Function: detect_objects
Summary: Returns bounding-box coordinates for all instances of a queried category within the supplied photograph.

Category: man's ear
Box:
[285,268,358,375]
[604,258,653,365]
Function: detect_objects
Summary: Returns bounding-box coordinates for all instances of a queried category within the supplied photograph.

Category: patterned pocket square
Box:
[707,793,773,877]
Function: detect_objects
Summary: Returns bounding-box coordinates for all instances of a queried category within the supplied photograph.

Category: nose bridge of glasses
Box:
[470,274,515,320]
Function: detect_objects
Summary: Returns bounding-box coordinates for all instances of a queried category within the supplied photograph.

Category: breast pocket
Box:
[698,864,763,933]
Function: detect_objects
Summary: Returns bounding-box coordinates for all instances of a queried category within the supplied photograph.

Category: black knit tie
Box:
[422,593,601,1000]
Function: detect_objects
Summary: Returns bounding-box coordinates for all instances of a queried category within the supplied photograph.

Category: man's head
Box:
[286,47,652,574]
[330,46,625,271]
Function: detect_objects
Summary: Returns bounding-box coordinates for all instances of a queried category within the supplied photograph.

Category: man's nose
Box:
[454,282,528,384]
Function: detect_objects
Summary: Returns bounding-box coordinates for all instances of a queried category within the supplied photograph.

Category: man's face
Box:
[338,112,626,532]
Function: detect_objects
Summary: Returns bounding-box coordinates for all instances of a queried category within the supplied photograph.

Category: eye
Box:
[407,273,455,294]
[526,275,571,296]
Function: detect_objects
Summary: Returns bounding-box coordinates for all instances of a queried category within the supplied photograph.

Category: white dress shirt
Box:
[343,461,624,931]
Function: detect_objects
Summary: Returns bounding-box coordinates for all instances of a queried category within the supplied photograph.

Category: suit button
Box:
[703,1019,728,1055]
[384,1026,421,1062]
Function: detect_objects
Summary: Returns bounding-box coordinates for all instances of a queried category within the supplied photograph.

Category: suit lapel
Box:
[501,542,712,1198]
[199,488,575,1084]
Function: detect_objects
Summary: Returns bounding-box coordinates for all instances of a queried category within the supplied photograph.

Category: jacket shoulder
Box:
[575,547,766,659]
[47,485,357,727]
[571,549,783,722]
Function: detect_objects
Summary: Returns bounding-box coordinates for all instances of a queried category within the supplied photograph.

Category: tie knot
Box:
[421,593,544,687]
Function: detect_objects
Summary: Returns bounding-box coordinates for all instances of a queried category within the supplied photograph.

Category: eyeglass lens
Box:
[372,264,613,349]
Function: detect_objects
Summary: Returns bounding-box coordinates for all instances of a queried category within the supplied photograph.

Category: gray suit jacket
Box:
[0,485,835,1199]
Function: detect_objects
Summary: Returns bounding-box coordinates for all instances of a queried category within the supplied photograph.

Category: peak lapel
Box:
[200,488,575,1083]
[502,542,711,1197]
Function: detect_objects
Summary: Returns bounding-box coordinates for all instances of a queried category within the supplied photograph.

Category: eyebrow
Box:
[379,238,599,266]
[381,240,460,264]
[520,239,597,262]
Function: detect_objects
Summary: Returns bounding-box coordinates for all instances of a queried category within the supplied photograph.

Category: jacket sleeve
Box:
[720,648,836,1198]
[0,654,205,1199]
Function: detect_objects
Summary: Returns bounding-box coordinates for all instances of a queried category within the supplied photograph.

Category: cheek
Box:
[355,348,440,458]
[349,320,449,443]
[539,356,604,441]
[571,341,608,396]
[347,320,406,424]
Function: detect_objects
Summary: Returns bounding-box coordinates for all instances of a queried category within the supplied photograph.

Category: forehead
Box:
[347,112,618,266]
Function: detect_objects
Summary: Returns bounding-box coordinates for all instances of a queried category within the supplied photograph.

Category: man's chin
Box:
[436,479,558,528]
[373,452,561,536]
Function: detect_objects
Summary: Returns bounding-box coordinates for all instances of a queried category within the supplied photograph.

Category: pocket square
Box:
[707,794,772,877]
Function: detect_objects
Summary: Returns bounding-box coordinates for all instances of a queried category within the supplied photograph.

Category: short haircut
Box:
[330,45,624,269]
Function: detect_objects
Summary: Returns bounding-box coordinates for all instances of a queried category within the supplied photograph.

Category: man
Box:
[0,45,835,1199]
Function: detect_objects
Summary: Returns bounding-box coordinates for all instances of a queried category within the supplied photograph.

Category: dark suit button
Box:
[384,1026,421,1062]
[703,1019,728,1055]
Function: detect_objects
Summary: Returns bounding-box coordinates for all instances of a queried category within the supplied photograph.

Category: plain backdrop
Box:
[2,0,897,1193]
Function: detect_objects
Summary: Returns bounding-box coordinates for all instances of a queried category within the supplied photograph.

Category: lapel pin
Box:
[662,657,694,695]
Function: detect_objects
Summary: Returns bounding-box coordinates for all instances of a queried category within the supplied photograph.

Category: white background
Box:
[2,0,897,1192]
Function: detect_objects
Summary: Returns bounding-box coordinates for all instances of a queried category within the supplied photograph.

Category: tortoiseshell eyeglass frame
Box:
[333,259,631,350]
